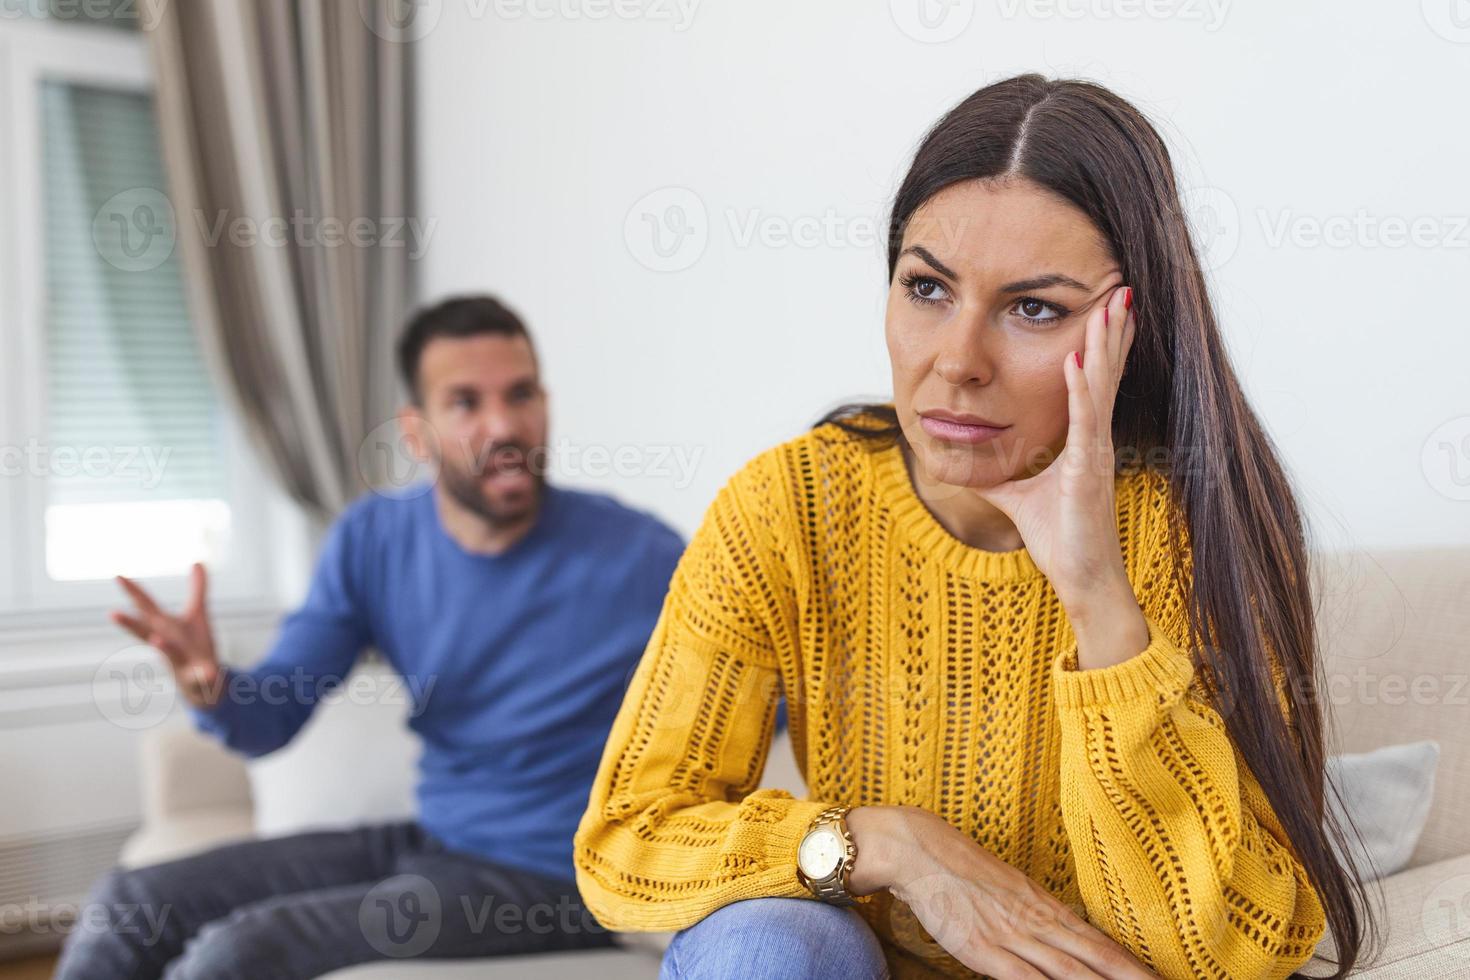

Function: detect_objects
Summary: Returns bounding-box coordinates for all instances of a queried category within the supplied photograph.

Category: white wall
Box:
[416,0,1470,552]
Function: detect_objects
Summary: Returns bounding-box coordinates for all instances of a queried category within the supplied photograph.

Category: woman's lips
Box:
[919,414,1010,445]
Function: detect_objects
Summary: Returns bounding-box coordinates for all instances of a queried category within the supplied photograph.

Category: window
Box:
[42,82,235,583]
[0,13,272,617]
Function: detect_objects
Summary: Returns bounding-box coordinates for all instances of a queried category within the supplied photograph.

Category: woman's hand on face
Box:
[849,805,1158,979]
[972,284,1137,612]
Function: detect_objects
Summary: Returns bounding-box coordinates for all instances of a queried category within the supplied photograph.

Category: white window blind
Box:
[40,81,232,581]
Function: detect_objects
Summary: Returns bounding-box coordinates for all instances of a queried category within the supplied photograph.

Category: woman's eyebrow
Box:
[997,273,1091,293]
[900,245,959,280]
[900,245,1090,293]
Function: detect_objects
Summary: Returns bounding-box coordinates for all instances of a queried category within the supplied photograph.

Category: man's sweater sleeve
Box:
[573,462,831,932]
[192,504,371,757]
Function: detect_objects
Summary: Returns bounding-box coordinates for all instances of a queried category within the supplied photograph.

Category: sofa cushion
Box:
[1326,740,1441,881]
[1314,547,1470,869]
[247,661,420,837]
[1302,850,1470,976]
[118,806,256,869]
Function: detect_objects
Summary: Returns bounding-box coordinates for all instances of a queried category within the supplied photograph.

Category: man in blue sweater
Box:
[57,296,686,979]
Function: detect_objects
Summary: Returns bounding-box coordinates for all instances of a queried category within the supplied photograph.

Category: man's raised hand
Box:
[111,562,223,709]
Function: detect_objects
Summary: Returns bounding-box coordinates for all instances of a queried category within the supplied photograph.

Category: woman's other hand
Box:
[848,805,1158,979]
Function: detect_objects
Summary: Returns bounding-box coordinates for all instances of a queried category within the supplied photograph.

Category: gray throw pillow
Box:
[1323,739,1441,882]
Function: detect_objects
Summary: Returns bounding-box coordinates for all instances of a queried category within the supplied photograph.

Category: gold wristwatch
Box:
[796,805,858,905]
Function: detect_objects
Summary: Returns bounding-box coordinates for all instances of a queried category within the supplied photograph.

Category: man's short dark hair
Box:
[396,295,534,402]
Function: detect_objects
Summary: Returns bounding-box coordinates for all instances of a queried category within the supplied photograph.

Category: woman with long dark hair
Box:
[575,73,1373,979]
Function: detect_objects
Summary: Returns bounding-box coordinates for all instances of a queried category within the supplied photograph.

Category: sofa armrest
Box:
[1301,850,1470,976]
[119,807,258,869]
[119,720,256,869]
[138,719,253,821]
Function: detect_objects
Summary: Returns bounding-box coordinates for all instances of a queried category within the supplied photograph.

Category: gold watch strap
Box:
[801,804,858,906]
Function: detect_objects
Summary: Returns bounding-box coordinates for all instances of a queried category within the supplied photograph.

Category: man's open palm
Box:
[112,563,222,708]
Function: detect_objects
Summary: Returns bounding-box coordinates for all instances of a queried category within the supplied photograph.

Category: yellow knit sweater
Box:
[574,421,1326,979]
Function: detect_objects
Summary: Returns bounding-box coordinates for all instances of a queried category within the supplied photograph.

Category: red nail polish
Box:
[1074,351,1082,368]
[1124,287,1133,311]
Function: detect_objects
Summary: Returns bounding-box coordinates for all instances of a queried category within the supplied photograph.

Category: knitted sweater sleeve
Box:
[1050,488,1327,979]
[573,456,831,932]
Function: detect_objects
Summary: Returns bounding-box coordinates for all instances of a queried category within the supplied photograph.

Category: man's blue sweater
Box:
[193,483,685,882]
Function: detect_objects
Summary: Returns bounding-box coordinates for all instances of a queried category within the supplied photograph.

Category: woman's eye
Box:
[900,274,950,306]
[1012,297,1064,323]
[914,279,944,301]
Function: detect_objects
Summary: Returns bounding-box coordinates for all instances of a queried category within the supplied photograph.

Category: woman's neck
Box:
[900,442,1025,553]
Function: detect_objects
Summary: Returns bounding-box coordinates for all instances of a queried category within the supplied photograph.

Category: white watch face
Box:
[798,827,844,879]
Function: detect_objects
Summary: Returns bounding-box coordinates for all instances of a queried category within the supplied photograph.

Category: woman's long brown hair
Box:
[822,73,1376,977]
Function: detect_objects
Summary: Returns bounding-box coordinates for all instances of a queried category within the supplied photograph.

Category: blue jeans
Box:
[54,821,614,980]
[660,897,889,979]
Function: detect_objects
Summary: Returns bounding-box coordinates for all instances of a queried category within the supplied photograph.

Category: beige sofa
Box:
[119,546,1470,977]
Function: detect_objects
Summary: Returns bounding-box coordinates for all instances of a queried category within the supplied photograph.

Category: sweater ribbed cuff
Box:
[764,799,876,910]
[1052,614,1195,709]
[188,665,241,735]
[759,797,836,880]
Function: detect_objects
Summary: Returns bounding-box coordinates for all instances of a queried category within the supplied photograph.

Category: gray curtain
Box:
[148,0,414,522]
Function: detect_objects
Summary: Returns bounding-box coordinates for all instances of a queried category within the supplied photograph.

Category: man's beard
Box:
[434,444,546,529]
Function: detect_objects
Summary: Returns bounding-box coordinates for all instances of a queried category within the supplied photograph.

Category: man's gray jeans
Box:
[53,821,614,980]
